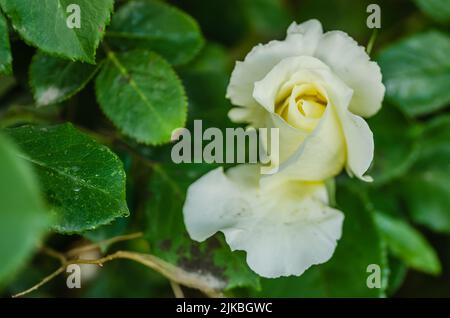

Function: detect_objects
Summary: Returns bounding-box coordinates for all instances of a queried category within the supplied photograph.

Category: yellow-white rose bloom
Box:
[183,165,344,278]
[227,19,385,181]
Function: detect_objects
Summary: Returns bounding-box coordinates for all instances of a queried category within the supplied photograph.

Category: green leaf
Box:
[241,0,291,36]
[144,163,260,291]
[386,256,407,296]
[0,133,50,286]
[95,50,187,145]
[171,0,248,47]
[177,44,233,130]
[399,115,450,233]
[4,123,129,233]
[375,212,441,275]
[252,183,387,297]
[107,0,204,65]
[413,0,450,24]
[378,31,450,117]
[368,104,421,185]
[367,185,405,219]
[0,10,12,74]
[0,74,15,98]
[178,43,230,74]
[0,0,113,63]
[83,217,129,246]
[30,51,100,106]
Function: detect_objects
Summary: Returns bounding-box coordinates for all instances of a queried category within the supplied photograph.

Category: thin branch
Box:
[69,251,224,298]
[12,266,65,298]
[41,246,67,264]
[170,281,185,298]
[366,28,379,55]
[66,232,143,258]
[12,250,224,298]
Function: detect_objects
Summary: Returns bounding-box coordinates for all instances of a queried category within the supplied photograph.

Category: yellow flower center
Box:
[275,83,327,131]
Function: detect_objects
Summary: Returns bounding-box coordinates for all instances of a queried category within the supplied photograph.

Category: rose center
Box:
[275,83,327,131]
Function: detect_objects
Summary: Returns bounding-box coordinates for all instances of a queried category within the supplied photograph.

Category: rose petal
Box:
[183,165,344,278]
[315,31,385,117]
[270,105,346,181]
[227,19,323,126]
[228,105,267,127]
[253,56,356,180]
[336,109,374,181]
[253,56,330,113]
[287,19,323,39]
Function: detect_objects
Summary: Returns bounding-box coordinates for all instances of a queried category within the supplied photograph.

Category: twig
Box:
[170,281,185,298]
[68,251,224,298]
[66,232,143,258]
[41,246,67,264]
[366,28,379,55]
[12,250,224,298]
[12,266,65,298]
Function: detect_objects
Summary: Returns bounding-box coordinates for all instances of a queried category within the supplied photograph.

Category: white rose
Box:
[183,165,343,278]
[227,19,385,181]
